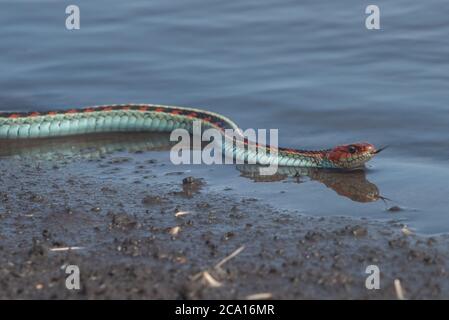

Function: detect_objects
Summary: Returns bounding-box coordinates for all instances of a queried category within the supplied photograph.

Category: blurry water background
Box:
[1,0,449,234]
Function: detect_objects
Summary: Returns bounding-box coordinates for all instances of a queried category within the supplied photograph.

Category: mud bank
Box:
[1,142,449,299]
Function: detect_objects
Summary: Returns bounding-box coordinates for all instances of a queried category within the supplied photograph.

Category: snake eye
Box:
[348,145,357,154]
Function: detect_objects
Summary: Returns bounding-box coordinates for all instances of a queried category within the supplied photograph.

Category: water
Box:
[1,0,449,234]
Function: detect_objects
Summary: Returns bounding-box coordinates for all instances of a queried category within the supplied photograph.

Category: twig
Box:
[50,246,84,252]
[246,292,273,300]
[202,271,222,288]
[175,211,190,217]
[215,245,245,269]
[191,245,246,282]
[394,279,406,300]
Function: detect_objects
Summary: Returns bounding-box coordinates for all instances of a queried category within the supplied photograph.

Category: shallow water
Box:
[1,0,449,234]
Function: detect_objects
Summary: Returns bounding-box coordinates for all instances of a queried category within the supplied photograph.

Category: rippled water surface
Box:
[1,0,449,234]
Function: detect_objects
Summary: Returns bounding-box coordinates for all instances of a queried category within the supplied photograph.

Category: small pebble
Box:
[352,226,368,237]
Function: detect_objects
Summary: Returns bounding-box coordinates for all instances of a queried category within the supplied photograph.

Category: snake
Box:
[0,103,384,169]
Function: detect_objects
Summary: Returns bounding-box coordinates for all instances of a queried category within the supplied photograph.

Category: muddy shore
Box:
[1,140,449,299]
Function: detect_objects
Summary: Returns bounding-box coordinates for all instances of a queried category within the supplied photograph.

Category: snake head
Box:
[325,142,380,169]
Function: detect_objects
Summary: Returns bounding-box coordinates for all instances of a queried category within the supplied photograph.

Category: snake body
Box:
[0,104,379,169]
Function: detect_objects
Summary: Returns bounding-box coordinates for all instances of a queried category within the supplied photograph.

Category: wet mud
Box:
[1,134,448,299]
